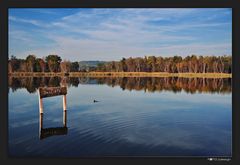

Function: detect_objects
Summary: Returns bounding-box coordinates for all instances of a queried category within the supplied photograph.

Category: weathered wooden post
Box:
[63,94,67,127]
[38,90,44,114]
[38,87,67,114]
[37,86,68,139]
[63,95,67,111]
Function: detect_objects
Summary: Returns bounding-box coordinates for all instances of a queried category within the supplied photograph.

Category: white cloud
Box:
[18,36,231,61]
[9,9,232,60]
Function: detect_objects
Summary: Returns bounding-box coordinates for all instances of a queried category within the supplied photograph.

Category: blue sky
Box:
[9,8,232,61]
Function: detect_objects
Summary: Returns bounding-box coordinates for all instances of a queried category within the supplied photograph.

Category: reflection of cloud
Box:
[66,84,231,154]
[68,102,231,155]
[9,89,38,113]
[10,119,38,128]
[67,84,231,108]
[8,84,231,156]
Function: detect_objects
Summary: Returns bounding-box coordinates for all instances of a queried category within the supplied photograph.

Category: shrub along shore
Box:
[9,72,232,78]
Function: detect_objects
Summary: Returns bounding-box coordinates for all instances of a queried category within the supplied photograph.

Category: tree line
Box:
[96,55,232,73]
[8,55,79,73]
[8,54,232,73]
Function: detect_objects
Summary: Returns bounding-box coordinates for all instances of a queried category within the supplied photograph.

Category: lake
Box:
[8,77,232,157]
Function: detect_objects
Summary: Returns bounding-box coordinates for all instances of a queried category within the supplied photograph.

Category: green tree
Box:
[70,62,79,72]
[26,55,36,72]
[9,55,20,72]
[45,55,62,72]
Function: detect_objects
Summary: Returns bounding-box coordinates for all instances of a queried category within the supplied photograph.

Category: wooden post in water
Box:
[38,90,44,114]
[37,87,68,139]
[38,87,67,114]
[62,94,67,127]
[39,87,67,98]
[63,95,67,111]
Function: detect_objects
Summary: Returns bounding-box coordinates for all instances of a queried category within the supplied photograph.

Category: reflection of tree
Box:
[9,76,231,94]
[69,77,79,87]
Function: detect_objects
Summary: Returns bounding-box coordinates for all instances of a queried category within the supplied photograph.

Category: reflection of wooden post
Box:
[38,90,43,114]
[63,95,67,111]
[39,113,43,138]
[63,111,67,127]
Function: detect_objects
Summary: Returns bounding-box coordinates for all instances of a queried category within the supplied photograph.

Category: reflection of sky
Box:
[67,84,231,109]
[8,84,231,157]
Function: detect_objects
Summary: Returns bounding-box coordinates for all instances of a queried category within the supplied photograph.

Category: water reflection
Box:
[39,112,67,140]
[8,76,231,94]
[8,76,231,156]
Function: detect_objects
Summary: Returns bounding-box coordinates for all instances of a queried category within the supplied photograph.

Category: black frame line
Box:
[1,0,240,165]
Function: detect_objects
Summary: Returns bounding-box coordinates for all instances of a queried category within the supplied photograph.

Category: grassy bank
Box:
[8,72,232,78]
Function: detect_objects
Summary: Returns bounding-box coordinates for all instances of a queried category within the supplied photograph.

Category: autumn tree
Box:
[9,55,20,72]
[38,58,46,72]
[60,60,71,73]
[8,54,232,74]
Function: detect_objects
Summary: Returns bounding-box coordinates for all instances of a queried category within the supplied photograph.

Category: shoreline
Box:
[8,72,232,78]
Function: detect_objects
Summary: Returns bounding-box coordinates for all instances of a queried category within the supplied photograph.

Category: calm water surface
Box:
[8,77,232,157]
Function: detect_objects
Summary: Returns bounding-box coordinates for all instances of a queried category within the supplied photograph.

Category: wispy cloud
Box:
[9,8,232,60]
[9,16,50,28]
